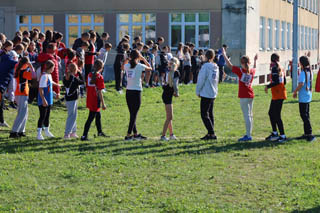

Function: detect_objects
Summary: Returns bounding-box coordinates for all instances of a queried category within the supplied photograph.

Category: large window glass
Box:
[287,22,291,49]
[281,21,286,50]
[117,14,156,44]
[16,15,53,32]
[267,18,273,50]
[66,14,104,47]
[275,20,280,50]
[259,17,265,50]
[169,12,210,48]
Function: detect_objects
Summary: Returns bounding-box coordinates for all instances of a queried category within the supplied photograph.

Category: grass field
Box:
[1,79,320,212]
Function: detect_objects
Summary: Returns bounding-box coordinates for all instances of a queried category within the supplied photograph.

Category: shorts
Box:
[162,90,173,105]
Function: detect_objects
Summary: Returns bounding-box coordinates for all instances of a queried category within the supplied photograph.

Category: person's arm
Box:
[293,83,304,98]
[222,48,232,69]
[265,67,280,92]
[173,73,179,97]
[253,54,258,69]
[78,73,85,85]
[39,88,48,107]
[139,54,152,71]
[98,89,106,110]
[196,65,207,97]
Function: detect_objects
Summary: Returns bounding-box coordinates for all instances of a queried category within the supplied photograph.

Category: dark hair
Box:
[90,59,104,84]
[15,56,29,78]
[81,32,90,38]
[193,49,199,55]
[104,42,112,49]
[89,32,96,39]
[45,30,53,42]
[240,56,250,74]
[271,53,280,74]
[222,44,228,48]
[136,42,143,47]
[147,40,154,46]
[30,31,39,40]
[157,37,164,42]
[22,37,30,44]
[183,46,190,54]
[39,32,45,40]
[81,41,89,47]
[22,31,30,37]
[45,60,55,72]
[129,49,140,69]
[134,36,141,42]
[101,32,109,38]
[2,40,13,51]
[77,59,84,68]
[67,48,76,60]
[54,32,63,41]
[299,56,312,91]
[68,63,78,73]
[33,28,40,33]
[205,49,215,62]
[12,36,22,46]
[143,45,149,50]
[14,44,24,52]
[47,43,56,51]
[122,43,130,50]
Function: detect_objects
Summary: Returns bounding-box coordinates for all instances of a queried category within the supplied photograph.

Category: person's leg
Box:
[0,92,4,123]
[274,99,285,135]
[268,100,278,133]
[200,97,214,135]
[184,66,190,84]
[114,65,121,91]
[299,103,312,135]
[65,101,75,135]
[71,100,78,133]
[44,106,51,128]
[38,105,47,128]
[145,70,151,86]
[248,99,254,136]
[240,98,251,137]
[95,111,102,133]
[11,96,23,132]
[14,96,28,133]
[162,104,173,136]
[82,111,96,137]
[126,90,140,135]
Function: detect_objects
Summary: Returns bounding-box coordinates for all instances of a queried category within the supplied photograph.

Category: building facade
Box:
[0,0,319,84]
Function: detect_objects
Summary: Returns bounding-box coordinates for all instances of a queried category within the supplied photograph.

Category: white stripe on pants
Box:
[6,79,15,102]
[240,98,253,137]
[65,100,78,134]
[11,95,28,133]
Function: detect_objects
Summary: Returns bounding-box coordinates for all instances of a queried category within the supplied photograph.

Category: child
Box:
[293,56,315,142]
[196,49,219,140]
[10,57,34,138]
[183,46,192,84]
[81,59,107,141]
[124,50,152,141]
[159,46,169,85]
[161,57,180,141]
[37,60,60,140]
[265,53,287,142]
[150,46,158,87]
[0,41,17,128]
[76,41,89,63]
[141,45,152,88]
[98,42,112,65]
[222,49,258,142]
[63,63,84,139]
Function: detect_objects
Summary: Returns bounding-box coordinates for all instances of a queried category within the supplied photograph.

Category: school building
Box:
[0,0,319,84]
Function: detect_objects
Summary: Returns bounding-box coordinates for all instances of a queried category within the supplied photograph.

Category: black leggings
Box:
[0,92,4,123]
[126,90,141,135]
[82,111,102,137]
[268,99,285,135]
[38,105,51,128]
[299,103,312,135]
[184,65,191,84]
[114,65,122,91]
[200,97,215,135]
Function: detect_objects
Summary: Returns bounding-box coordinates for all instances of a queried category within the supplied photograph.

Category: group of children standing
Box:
[0,29,317,142]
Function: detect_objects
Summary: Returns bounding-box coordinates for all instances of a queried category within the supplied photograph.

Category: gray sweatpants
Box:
[12,95,28,133]
[65,100,78,134]
[240,98,254,137]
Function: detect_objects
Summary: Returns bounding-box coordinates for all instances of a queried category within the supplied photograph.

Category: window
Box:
[117,14,156,45]
[268,18,273,50]
[65,14,104,47]
[281,21,286,50]
[259,17,266,50]
[309,27,312,49]
[275,20,280,50]
[169,13,210,48]
[16,15,53,32]
[300,26,304,49]
[287,22,291,49]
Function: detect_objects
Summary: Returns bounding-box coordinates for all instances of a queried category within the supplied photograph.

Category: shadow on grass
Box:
[0,135,310,157]
[292,206,320,213]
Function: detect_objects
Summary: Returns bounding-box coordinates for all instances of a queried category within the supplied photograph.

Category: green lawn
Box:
[1,80,320,212]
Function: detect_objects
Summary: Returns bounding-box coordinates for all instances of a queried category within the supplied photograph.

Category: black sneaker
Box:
[81,136,89,141]
[297,135,307,140]
[201,135,217,140]
[18,132,26,137]
[9,132,19,138]
[125,136,133,141]
[134,134,147,140]
[306,135,316,142]
[9,102,17,109]
[265,132,279,141]
[276,135,287,143]
[98,132,109,137]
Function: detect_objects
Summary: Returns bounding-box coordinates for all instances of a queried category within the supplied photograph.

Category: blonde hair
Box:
[168,57,180,87]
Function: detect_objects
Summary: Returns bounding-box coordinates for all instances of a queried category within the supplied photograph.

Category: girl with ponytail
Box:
[160,57,180,141]
[293,56,315,142]
[264,53,287,142]
[222,48,258,142]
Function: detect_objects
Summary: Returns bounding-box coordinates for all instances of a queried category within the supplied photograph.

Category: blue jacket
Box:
[217,48,226,67]
[0,53,17,93]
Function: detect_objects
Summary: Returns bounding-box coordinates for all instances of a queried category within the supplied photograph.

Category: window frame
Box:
[16,15,53,32]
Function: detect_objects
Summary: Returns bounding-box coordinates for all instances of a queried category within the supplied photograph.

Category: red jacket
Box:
[85,40,96,65]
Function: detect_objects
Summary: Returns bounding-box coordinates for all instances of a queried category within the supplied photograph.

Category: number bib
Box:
[127,70,135,79]
[240,71,252,86]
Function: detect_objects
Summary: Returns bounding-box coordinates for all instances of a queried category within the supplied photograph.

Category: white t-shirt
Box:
[39,73,53,88]
[124,63,147,91]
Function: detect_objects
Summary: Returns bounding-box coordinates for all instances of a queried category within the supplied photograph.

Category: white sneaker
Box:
[160,136,169,141]
[37,133,44,140]
[118,90,123,94]
[44,127,55,138]
[0,121,9,128]
[170,135,177,140]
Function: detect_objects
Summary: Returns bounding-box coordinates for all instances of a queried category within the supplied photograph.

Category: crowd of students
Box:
[0,28,316,142]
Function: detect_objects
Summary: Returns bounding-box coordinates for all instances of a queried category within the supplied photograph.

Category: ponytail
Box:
[299,56,312,91]
[129,49,140,69]
[241,56,250,74]
[14,57,29,78]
